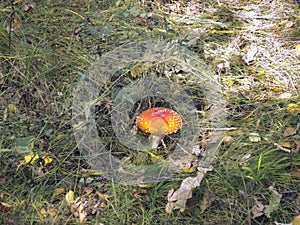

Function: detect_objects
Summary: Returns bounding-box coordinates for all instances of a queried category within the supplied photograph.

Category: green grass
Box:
[1,0,300,224]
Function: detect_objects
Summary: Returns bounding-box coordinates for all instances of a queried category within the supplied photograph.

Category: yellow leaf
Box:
[223,78,235,85]
[255,70,265,77]
[8,103,18,112]
[137,184,153,189]
[48,208,56,217]
[65,190,74,205]
[81,169,102,176]
[130,65,143,78]
[296,44,300,51]
[40,207,47,217]
[42,156,52,165]
[278,142,291,148]
[96,192,111,199]
[287,103,300,112]
[291,215,300,225]
[52,188,65,198]
[271,87,282,92]
[182,164,196,173]
[24,154,39,163]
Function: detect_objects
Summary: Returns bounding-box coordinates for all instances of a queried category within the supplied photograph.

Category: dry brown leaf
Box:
[78,203,87,223]
[251,198,264,218]
[292,169,300,177]
[70,197,88,223]
[166,167,213,213]
[283,127,297,137]
[199,191,215,213]
[291,215,300,225]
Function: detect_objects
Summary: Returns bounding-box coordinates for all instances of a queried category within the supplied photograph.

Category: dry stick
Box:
[274,143,291,153]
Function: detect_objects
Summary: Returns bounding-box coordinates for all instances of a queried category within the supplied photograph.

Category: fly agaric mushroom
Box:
[136,107,182,149]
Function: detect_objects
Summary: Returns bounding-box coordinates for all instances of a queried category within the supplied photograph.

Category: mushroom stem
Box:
[149,134,165,149]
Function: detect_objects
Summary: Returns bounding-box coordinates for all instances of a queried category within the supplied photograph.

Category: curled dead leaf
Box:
[251,198,264,218]
[166,167,213,213]
[283,127,297,137]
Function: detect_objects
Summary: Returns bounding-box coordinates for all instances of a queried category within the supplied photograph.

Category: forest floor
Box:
[0,0,300,224]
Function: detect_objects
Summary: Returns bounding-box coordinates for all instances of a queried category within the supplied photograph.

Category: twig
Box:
[274,143,291,153]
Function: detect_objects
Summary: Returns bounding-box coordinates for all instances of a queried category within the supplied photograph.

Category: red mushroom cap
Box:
[136,107,182,135]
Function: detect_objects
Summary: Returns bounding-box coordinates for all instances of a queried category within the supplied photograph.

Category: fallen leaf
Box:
[278,142,291,148]
[249,133,261,142]
[291,215,300,225]
[287,103,300,112]
[137,184,153,189]
[166,167,213,213]
[43,156,53,165]
[8,103,18,112]
[274,143,291,153]
[182,164,196,173]
[40,207,47,217]
[283,127,297,137]
[24,154,39,163]
[274,222,292,225]
[130,65,143,78]
[78,202,87,223]
[251,198,264,218]
[65,190,75,205]
[48,208,57,217]
[52,188,65,198]
[70,197,88,223]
